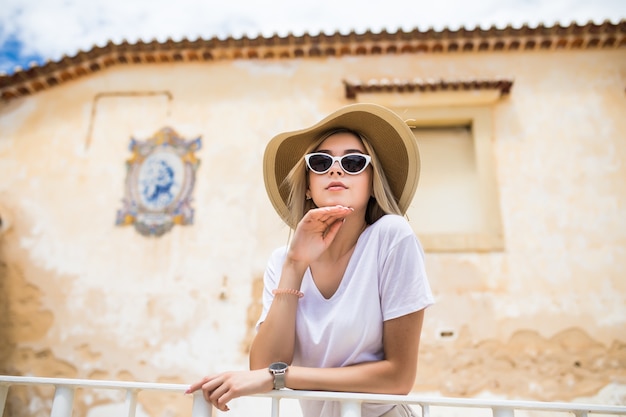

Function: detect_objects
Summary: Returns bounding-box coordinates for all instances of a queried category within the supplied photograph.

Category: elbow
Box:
[394,382,413,395]
[387,370,416,395]
[388,380,413,395]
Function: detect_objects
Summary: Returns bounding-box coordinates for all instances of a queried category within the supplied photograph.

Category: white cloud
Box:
[0,0,624,70]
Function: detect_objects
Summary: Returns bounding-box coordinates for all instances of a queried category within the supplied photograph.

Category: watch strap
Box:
[273,371,286,390]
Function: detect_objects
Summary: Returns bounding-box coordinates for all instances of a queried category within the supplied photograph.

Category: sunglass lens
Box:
[308,154,333,173]
[341,155,367,173]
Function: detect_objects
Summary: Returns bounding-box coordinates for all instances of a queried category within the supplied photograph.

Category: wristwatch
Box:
[268,362,289,390]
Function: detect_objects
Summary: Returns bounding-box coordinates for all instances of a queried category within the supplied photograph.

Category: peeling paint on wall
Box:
[417,327,626,400]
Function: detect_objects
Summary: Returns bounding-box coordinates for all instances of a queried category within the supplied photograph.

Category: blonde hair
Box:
[283,129,402,228]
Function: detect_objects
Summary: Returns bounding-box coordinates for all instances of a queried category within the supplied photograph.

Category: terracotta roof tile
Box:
[1,20,623,101]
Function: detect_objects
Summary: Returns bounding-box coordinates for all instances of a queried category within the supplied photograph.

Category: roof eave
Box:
[1,19,624,101]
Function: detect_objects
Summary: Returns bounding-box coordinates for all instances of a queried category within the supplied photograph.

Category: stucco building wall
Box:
[0,47,625,416]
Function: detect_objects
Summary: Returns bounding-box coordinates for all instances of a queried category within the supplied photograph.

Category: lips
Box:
[326,181,347,190]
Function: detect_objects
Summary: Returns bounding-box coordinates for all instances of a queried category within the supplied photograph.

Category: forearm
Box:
[285,360,416,395]
[283,311,424,394]
[249,259,308,369]
[249,295,298,368]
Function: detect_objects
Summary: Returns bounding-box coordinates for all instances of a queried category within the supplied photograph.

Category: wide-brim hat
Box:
[263,103,420,229]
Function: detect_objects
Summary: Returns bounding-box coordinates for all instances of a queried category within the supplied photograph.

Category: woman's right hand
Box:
[249,206,353,368]
[186,369,274,412]
[287,205,353,266]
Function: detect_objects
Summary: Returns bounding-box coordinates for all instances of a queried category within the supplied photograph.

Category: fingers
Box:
[186,375,230,412]
[318,205,353,219]
[185,376,210,394]
[187,369,271,413]
[307,205,354,225]
[323,217,345,242]
[317,207,353,238]
[205,380,231,412]
[185,374,232,411]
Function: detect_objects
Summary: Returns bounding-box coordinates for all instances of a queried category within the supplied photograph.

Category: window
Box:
[351,80,509,251]
[402,107,504,252]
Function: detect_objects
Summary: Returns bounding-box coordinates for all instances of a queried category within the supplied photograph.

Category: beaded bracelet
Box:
[272,288,304,298]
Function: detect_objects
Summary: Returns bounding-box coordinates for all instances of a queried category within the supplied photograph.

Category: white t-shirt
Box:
[257,214,434,417]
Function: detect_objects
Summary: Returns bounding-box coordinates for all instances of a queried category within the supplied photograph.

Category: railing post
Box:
[271,397,280,417]
[191,392,212,417]
[50,385,75,417]
[0,384,8,413]
[574,411,588,417]
[421,404,430,417]
[341,400,361,417]
[493,406,514,417]
[124,390,138,417]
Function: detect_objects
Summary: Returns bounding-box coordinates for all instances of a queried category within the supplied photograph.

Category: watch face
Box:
[269,362,288,372]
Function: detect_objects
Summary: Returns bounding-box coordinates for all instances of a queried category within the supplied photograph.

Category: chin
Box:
[319,199,349,208]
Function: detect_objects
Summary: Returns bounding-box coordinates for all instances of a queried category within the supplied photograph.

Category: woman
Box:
[187,103,434,417]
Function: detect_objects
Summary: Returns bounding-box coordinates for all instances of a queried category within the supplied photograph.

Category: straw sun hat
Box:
[263,103,420,229]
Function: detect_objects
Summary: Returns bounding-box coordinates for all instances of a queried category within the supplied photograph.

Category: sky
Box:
[0,0,625,75]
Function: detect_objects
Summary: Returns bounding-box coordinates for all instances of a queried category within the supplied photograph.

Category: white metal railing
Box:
[1,375,625,417]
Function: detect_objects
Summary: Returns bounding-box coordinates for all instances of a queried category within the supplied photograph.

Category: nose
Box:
[329,161,344,176]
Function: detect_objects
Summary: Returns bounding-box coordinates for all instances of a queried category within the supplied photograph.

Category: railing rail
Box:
[1,375,625,417]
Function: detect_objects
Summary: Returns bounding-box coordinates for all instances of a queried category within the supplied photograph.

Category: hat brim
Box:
[263,103,420,229]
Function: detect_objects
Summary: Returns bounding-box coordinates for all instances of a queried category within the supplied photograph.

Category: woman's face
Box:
[307,131,372,213]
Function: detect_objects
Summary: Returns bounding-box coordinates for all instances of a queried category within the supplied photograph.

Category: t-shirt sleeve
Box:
[379,222,434,321]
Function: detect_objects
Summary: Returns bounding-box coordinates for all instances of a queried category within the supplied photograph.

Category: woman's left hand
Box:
[186,369,273,412]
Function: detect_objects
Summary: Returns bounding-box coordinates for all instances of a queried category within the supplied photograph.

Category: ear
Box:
[305,190,312,200]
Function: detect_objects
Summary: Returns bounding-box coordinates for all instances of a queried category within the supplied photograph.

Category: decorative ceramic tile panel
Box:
[116,127,201,236]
